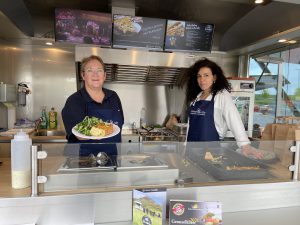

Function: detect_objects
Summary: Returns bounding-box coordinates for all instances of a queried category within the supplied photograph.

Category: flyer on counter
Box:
[132,187,167,225]
[169,200,222,225]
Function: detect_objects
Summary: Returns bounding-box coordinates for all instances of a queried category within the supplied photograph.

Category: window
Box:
[249,46,300,136]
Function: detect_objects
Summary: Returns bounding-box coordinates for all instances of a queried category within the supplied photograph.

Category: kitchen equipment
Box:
[116,154,168,171]
[172,123,187,135]
[227,78,255,137]
[58,153,168,173]
[139,128,177,141]
[188,147,270,181]
[0,102,16,130]
[94,152,109,166]
[48,153,178,191]
[0,83,16,102]
[11,130,32,189]
[58,154,116,173]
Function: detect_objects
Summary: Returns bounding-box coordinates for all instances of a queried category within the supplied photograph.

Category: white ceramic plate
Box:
[133,22,141,33]
[72,124,120,140]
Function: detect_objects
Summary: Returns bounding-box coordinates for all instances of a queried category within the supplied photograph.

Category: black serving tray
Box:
[57,155,117,173]
[189,147,271,181]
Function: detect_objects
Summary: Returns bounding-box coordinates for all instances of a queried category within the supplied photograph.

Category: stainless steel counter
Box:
[1,182,300,225]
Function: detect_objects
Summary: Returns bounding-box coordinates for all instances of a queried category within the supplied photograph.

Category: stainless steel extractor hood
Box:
[75,46,229,86]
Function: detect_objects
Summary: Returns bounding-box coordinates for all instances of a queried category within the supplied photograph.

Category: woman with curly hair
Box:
[185,58,262,157]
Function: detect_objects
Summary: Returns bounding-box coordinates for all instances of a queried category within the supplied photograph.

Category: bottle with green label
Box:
[48,107,57,129]
[40,107,48,129]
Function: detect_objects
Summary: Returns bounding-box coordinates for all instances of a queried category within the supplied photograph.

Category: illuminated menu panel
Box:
[55,8,112,46]
[113,15,166,50]
[164,20,214,52]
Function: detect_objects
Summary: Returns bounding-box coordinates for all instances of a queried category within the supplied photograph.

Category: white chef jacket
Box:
[187,89,250,148]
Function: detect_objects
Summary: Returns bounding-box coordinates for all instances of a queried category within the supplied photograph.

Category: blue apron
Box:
[78,101,123,156]
[187,94,219,142]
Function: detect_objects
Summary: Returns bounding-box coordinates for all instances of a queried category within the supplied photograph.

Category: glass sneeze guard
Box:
[34,139,298,196]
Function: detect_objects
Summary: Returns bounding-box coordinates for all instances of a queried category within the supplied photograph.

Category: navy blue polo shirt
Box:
[62,87,124,143]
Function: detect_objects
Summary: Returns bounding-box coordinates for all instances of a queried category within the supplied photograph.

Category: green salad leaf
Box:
[74,116,103,136]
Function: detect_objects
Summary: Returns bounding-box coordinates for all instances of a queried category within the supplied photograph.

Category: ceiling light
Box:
[287,40,297,44]
[46,42,53,46]
[278,39,287,43]
[255,0,264,4]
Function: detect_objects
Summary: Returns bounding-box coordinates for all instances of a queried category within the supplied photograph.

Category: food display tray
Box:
[57,154,168,173]
[57,156,117,173]
[116,154,168,171]
[189,147,270,181]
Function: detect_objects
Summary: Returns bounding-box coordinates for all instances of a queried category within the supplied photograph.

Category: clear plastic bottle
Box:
[11,130,32,189]
[140,107,147,128]
[48,107,57,129]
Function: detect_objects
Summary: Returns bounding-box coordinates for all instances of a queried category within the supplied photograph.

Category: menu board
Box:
[164,20,214,52]
[113,15,166,50]
[55,8,112,46]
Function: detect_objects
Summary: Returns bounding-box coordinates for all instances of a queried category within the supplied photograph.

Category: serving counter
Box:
[0,138,300,225]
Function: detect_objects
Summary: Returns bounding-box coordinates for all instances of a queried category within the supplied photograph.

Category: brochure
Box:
[132,188,167,225]
[169,200,222,225]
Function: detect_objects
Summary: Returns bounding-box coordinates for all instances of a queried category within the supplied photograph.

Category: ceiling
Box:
[1,0,300,52]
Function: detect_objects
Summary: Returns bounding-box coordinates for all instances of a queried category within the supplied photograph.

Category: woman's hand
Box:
[241,144,264,159]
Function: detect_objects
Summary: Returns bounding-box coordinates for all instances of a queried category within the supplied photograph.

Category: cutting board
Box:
[0,128,35,137]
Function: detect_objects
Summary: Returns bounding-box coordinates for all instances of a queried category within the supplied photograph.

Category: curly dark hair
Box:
[185,58,231,105]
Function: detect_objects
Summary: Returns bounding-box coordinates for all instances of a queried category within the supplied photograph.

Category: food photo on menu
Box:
[55,8,112,46]
[113,14,166,50]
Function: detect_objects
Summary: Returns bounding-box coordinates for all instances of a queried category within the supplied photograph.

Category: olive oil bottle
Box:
[48,107,57,129]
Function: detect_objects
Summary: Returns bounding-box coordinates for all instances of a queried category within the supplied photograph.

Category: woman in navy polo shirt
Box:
[62,55,124,156]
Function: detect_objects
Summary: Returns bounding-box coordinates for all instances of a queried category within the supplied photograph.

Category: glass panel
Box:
[249,58,278,132]
[37,140,294,196]
[249,47,300,135]
[278,48,300,117]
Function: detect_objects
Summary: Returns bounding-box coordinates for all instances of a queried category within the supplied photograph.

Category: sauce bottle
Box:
[11,130,32,189]
[48,107,57,129]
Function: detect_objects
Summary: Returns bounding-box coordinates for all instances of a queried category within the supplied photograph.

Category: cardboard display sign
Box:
[132,188,167,225]
[169,200,222,225]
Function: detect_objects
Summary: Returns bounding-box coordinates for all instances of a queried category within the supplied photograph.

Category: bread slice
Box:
[204,151,214,161]
[96,122,113,136]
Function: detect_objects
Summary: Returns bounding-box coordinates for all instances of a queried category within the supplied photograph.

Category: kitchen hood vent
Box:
[104,64,187,85]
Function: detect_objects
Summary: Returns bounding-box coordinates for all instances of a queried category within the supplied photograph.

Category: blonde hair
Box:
[80,55,106,72]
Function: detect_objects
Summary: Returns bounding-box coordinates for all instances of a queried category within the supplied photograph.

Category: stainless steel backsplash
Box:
[0,41,238,129]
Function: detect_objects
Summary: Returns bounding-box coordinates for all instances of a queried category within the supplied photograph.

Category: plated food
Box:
[166,21,185,36]
[114,16,141,34]
[72,116,120,140]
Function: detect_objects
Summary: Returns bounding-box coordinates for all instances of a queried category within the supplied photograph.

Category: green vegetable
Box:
[74,116,103,136]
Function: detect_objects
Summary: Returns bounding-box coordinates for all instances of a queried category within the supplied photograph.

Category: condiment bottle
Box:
[48,107,57,129]
[140,107,147,128]
[11,130,32,189]
[40,107,48,129]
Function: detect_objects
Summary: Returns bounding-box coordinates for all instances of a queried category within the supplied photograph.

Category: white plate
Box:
[133,22,141,33]
[72,124,120,140]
